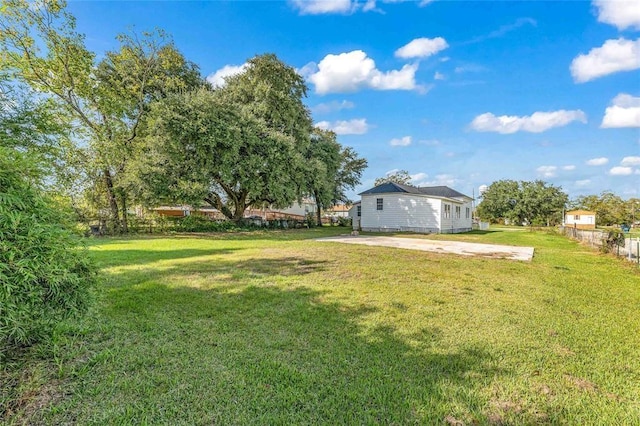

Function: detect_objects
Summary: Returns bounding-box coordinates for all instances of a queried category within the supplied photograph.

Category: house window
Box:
[444,204,451,218]
[574,215,580,220]
[466,207,470,219]
[357,206,361,217]
[377,198,383,211]
[455,206,461,219]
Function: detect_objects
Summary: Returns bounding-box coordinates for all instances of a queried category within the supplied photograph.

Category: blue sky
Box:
[68,0,639,200]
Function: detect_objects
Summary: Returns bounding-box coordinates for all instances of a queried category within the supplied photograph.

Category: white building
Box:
[353,182,473,234]
[564,210,596,229]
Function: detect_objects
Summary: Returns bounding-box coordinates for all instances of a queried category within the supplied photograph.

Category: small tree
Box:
[0,148,96,355]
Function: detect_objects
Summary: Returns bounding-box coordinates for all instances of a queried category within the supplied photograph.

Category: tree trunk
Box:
[104,169,121,233]
[314,192,323,226]
[121,194,129,234]
[232,201,246,222]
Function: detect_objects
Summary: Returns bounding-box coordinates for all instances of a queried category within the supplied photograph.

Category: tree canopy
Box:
[374,170,412,186]
[1,2,367,230]
[304,129,367,225]
[477,180,567,226]
[1,0,202,232]
[571,192,639,226]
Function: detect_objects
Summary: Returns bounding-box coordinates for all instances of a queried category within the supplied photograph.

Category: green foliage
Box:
[337,216,352,227]
[305,129,367,225]
[374,170,412,187]
[1,1,203,233]
[571,191,635,226]
[0,148,96,355]
[601,229,626,253]
[135,54,318,222]
[170,215,243,233]
[477,180,567,225]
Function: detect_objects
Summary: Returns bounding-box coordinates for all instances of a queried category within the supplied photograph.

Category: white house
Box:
[353,182,473,234]
[564,210,596,229]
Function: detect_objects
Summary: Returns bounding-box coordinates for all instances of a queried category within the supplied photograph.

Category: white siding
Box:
[348,205,361,230]
[565,214,595,226]
[276,201,316,217]
[360,194,441,233]
[360,194,472,234]
[441,201,473,233]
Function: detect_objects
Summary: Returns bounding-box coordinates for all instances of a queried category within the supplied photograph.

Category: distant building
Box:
[565,210,596,229]
[152,199,317,221]
[325,204,351,218]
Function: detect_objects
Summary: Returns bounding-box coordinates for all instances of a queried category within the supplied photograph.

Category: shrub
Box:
[601,229,625,254]
[337,216,352,227]
[171,214,242,232]
[0,149,96,356]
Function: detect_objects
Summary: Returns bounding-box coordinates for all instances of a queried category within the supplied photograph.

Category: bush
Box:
[601,229,626,254]
[0,149,96,356]
[171,214,242,232]
[337,216,352,227]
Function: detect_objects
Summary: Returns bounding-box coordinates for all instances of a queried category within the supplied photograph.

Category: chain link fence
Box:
[560,226,640,264]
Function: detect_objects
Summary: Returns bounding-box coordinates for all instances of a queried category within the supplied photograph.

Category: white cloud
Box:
[390,136,412,146]
[289,0,354,15]
[410,172,429,185]
[576,179,591,187]
[601,93,640,128]
[570,38,640,83]
[362,0,377,12]
[586,157,609,166]
[428,174,458,187]
[297,62,319,79]
[410,172,457,187]
[316,118,369,135]
[470,110,587,134]
[308,50,422,94]
[563,165,576,171]
[311,100,355,114]
[465,17,537,45]
[206,64,248,88]
[536,165,558,178]
[609,166,634,175]
[621,156,640,166]
[395,37,448,59]
[594,0,640,30]
[434,72,445,80]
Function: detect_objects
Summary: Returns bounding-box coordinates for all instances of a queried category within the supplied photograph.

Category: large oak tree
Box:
[135,54,313,221]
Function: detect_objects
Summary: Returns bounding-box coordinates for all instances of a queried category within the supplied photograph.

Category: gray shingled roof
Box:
[359,182,472,200]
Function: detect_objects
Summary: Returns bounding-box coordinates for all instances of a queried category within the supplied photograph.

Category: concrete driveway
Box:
[316,235,534,261]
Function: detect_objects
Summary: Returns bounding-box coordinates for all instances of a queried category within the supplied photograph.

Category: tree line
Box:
[477,180,638,227]
[0,0,367,234]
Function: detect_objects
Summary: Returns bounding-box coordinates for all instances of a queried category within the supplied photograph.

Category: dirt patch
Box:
[1,368,64,425]
[565,374,597,392]
[444,415,465,425]
[486,399,525,425]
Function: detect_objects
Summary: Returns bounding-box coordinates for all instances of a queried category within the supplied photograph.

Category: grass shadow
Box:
[31,284,506,425]
[89,248,244,269]
[100,255,332,287]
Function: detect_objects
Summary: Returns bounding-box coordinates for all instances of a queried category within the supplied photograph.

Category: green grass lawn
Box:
[3,227,640,424]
